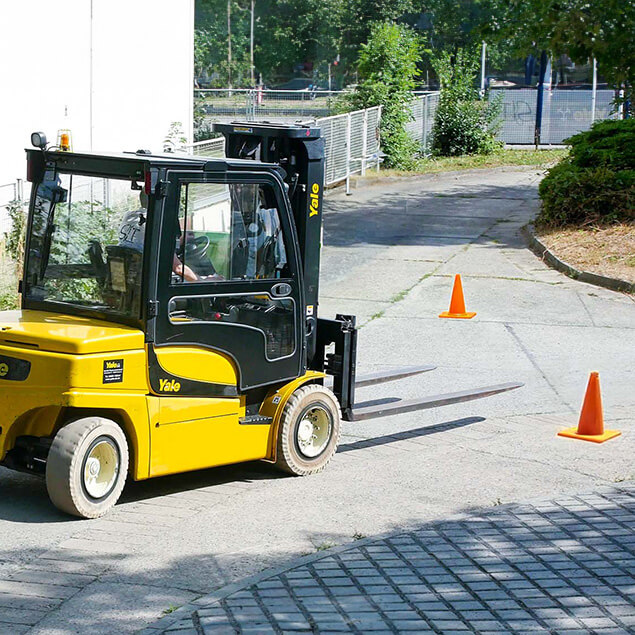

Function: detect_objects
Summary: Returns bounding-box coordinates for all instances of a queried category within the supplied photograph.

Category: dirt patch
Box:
[537,223,635,285]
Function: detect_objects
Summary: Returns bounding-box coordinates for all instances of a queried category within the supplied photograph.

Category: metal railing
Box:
[195,89,346,121]
[407,93,440,156]
[186,105,383,191]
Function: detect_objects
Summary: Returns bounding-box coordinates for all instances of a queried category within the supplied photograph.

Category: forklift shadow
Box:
[0,417,483,522]
[338,416,485,453]
[119,460,287,505]
[122,417,486,504]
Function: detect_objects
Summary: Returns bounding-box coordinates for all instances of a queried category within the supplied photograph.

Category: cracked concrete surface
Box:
[0,167,633,633]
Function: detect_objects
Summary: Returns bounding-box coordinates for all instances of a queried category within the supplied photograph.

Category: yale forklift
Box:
[0,124,521,518]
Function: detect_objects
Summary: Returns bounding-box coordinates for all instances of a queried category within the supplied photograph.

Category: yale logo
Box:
[309,183,320,217]
[0,363,8,377]
[105,361,119,370]
[159,378,181,393]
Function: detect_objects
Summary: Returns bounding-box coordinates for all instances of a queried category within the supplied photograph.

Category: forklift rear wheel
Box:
[46,418,129,519]
[275,384,341,476]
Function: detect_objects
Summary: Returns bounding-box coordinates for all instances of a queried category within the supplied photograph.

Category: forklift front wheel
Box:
[46,418,129,519]
[275,384,341,476]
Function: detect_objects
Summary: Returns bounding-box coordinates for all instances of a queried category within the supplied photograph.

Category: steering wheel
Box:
[184,234,210,260]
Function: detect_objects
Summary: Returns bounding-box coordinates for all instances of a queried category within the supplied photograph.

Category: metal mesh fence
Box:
[408,93,440,156]
[195,89,345,122]
[186,106,382,189]
[188,137,226,157]
[490,88,618,144]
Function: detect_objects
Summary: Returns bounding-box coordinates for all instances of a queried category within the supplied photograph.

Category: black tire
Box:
[45,417,129,519]
[275,384,341,476]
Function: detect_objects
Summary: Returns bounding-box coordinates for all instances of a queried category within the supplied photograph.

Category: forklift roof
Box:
[26,148,283,180]
[212,121,322,139]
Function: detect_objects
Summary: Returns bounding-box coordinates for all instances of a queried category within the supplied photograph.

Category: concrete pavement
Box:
[0,167,633,633]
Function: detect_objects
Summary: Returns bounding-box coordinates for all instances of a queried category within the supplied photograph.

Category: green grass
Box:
[314,541,336,552]
[381,149,568,177]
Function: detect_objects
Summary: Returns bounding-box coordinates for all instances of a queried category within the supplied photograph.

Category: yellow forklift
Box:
[0,125,521,518]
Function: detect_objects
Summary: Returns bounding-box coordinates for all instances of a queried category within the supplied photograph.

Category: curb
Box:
[143,482,635,633]
[521,224,635,294]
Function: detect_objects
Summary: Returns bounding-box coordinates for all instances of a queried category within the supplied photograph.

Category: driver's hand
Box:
[200,273,225,281]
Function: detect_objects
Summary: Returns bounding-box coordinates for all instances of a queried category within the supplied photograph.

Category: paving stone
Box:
[141,485,635,634]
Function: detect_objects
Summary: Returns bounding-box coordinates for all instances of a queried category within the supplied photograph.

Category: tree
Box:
[255,0,344,84]
[344,22,422,168]
[485,0,634,100]
[430,48,502,156]
[195,0,251,87]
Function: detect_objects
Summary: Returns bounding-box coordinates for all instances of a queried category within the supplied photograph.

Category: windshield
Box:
[25,170,147,320]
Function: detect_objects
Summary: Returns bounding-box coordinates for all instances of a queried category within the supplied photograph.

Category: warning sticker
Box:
[103,359,124,384]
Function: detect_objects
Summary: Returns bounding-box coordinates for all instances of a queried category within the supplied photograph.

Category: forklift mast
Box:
[213,121,357,418]
[212,122,324,331]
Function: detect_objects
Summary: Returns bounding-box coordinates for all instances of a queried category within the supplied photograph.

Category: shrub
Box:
[0,290,18,311]
[340,22,422,169]
[537,119,635,227]
[431,49,503,157]
[4,199,26,263]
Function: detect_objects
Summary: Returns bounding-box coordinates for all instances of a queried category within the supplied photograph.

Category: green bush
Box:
[339,22,422,169]
[0,291,18,311]
[4,199,26,263]
[431,49,503,157]
[537,119,635,227]
[563,118,635,171]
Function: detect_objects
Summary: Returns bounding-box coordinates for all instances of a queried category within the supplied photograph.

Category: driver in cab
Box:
[118,192,221,282]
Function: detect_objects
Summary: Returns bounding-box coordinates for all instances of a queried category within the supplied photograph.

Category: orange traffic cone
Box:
[558,372,621,443]
[439,274,476,319]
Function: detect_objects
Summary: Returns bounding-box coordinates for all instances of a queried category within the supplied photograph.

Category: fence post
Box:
[377,106,382,173]
[534,50,548,148]
[422,95,429,156]
[345,113,352,195]
[591,58,597,124]
[16,179,23,202]
[361,109,368,176]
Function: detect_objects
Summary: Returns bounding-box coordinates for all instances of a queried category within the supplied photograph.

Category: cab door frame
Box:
[148,166,307,393]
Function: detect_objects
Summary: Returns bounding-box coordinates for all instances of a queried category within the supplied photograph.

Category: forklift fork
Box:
[316,315,522,422]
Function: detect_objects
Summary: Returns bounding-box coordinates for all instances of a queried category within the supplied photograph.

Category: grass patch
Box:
[537,222,635,286]
[381,149,567,177]
[314,541,336,552]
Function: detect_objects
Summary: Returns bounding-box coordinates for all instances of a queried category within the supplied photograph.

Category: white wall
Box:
[0,0,194,202]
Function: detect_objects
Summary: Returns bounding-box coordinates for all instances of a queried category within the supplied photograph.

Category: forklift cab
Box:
[22,147,307,390]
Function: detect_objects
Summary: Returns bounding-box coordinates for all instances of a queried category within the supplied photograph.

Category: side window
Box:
[173,182,289,284]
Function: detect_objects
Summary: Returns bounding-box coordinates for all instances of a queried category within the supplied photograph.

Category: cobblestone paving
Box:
[152,484,635,634]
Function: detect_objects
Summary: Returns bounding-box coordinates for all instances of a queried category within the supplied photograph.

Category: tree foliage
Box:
[485,0,634,98]
[195,0,418,86]
[342,22,422,169]
[431,49,502,156]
